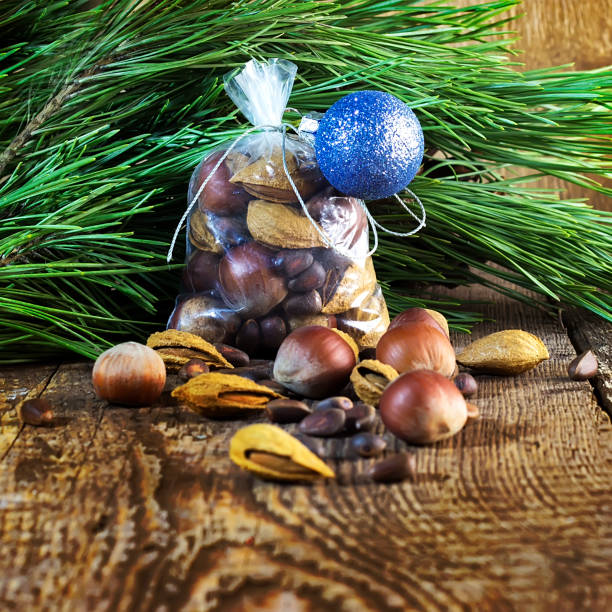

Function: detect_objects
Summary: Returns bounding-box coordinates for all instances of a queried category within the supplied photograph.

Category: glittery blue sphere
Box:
[315,91,424,200]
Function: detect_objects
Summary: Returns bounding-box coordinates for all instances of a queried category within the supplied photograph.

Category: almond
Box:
[456,329,549,375]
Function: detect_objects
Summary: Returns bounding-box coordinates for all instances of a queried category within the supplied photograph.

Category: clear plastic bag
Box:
[168,59,389,354]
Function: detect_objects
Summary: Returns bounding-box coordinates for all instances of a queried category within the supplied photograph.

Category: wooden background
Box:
[1,284,610,611]
[458,0,612,211]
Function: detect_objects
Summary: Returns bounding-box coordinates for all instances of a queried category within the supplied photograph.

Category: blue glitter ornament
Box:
[314,91,424,200]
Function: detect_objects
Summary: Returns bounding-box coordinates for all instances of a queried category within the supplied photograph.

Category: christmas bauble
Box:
[315,91,424,200]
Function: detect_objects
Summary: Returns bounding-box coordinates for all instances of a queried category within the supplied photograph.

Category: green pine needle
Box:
[0,0,610,363]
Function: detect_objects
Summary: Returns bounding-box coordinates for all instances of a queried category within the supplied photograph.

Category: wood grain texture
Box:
[456,0,612,212]
[564,309,612,416]
[0,286,611,611]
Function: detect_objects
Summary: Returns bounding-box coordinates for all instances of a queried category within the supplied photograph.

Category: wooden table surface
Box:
[1,284,611,611]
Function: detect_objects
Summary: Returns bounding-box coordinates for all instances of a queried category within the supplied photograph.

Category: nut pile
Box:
[169,144,389,356]
[83,306,602,485]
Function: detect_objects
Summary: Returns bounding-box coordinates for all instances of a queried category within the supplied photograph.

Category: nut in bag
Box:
[169,58,390,355]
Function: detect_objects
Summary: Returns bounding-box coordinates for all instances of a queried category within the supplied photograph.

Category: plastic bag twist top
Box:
[223,58,297,127]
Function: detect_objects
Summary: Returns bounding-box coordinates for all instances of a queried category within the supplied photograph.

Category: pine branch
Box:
[0,60,114,176]
[0,0,610,363]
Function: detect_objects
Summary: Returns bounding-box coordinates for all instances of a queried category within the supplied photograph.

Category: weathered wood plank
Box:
[0,363,60,459]
[563,309,612,416]
[0,286,610,611]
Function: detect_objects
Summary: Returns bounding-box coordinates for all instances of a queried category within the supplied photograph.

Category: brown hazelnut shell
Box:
[379,370,468,444]
[167,293,241,344]
[192,151,250,216]
[218,243,287,319]
[376,322,456,378]
[92,342,166,406]
[273,325,356,399]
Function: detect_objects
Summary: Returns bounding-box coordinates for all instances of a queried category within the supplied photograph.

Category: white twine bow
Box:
[167,123,426,264]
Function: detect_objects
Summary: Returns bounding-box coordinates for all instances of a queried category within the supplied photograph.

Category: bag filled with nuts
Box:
[168,58,390,356]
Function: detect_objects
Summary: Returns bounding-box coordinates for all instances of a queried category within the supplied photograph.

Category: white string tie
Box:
[167,123,426,263]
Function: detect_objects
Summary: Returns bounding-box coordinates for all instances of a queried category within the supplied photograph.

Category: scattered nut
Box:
[351,432,386,458]
[344,402,376,433]
[568,349,598,381]
[367,453,416,483]
[230,424,334,481]
[171,372,283,417]
[93,342,166,406]
[453,372,478,396]
[379,370,468,444]
[214,343,250,367]
[147,329,232,371]
[17,398,54,426]
[299,408,346,437]
[350,359,399,406]
[273,326,356,398]
[266,399,312,423]
[456,329,549,375]
[178,359,210,381]
[311,396,353,412]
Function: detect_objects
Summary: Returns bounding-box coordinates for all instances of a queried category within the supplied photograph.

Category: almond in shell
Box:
[230,424,335,480]
[172,373,283,417]
[230,149,323,203]
[456,329,549,375]
[147,329,232,371]
[188,209,223,254]
[321,257,377,315]
[247,199,327,249]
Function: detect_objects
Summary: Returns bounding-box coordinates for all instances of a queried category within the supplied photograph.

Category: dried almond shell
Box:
[189,210,223,254]
[147,329,232,370]
[456,329,549,375]
[230,150,322,203]
[172,373,283,417]
[321,257,377,315]
[230,424,335,480]
[247,199,327,249]
[350,359,399,406]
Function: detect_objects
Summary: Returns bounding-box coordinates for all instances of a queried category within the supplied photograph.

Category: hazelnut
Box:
[92,342,166,406]
[388,307,449,337]
[379,370,468,444]
[218,243,287,318]
[191,150,250,216]
[376,322,456,378]
[273,326,356,398]
[167,293,241,345]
